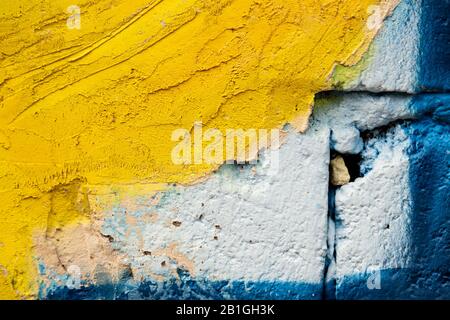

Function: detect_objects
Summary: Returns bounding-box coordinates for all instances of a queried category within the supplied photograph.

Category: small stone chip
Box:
[330,155,351,186]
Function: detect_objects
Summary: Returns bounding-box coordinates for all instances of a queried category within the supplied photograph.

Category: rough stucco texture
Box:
[0,0,449,300]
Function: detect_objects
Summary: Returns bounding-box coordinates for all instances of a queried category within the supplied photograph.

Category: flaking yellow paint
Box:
[0,0,398,298]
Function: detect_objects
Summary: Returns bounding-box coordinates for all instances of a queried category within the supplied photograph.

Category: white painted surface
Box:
[335,125,411,277]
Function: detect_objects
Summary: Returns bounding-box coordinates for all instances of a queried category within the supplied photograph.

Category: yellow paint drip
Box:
[0,0,398,298]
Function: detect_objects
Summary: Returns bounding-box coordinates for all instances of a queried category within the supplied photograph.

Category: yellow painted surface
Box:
[0,0,398,298]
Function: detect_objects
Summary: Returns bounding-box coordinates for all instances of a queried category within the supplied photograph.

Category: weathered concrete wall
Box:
[0,0,448,299]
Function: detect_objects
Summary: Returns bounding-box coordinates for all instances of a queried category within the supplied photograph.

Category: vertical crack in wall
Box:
[318,90,419,299]
[323,182,337,300]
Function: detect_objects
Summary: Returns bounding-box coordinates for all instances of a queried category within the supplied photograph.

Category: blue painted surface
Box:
[337,268,450,300]
[42,269,322,300]
[400,0,450,297]
[419,0,450,91]
[412,94,450,123]
[406,96,450,297]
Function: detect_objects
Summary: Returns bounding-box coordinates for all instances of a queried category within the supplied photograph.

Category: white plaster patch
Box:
[334,125,412,277]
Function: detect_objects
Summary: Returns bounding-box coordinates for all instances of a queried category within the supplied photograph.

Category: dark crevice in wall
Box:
[343,154,362,182]
[323,183,337,300]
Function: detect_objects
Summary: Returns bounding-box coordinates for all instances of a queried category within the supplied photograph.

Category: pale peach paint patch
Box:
[34,223,128,285]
